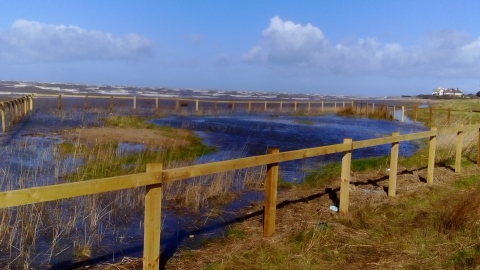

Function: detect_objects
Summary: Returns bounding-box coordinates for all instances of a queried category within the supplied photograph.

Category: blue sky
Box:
[1,1,480,96]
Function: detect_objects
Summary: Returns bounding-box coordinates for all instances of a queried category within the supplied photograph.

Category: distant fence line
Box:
[38,93,478,125]
[34,93,414,119]
[0,117,478,268]
[0,94,478,134]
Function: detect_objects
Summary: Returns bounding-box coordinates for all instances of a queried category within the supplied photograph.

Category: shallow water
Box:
[152,114,426,181]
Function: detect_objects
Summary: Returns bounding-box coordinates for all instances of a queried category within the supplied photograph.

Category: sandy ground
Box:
[62,127,192,149]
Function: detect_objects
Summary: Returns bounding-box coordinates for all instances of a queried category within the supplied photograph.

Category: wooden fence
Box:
[38,93,418,118]
[0,119,478,269]
[0,95,33,133]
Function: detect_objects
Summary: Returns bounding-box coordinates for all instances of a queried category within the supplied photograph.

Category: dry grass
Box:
[165,162,480,270]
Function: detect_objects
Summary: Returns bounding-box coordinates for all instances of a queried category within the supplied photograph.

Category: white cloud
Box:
[246,16,480,78]
[243,45,264,63]
[0,19,153,62]
[262,16,326,66]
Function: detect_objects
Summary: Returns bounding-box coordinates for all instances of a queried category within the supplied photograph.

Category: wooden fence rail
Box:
[0,121,479,269]
[36,93,359,114]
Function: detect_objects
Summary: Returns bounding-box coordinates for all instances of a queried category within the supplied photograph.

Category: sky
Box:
[1,1,480,96]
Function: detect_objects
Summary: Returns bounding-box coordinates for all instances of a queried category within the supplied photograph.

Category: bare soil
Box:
[62,127,192,149]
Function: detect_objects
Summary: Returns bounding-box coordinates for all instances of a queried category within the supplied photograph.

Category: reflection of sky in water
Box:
[152,114,427,182]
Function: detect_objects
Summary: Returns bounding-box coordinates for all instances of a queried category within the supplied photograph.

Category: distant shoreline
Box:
[0,80,418,102]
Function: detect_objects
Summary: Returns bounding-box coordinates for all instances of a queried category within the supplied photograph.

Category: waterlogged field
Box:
[153,114,426,181]
[0,100,427,268]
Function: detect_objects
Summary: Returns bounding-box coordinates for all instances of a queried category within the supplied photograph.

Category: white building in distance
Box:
[432,87,463,97]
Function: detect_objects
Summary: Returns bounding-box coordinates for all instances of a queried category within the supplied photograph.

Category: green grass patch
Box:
[449,245,480,268]
[452,174,480,189]
[293,119,314,125]
[303,156,389,187]
[227,228,245,240]
[103,115,172,131]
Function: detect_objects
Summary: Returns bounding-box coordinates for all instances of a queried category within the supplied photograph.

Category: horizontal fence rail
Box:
[0,121,479,269]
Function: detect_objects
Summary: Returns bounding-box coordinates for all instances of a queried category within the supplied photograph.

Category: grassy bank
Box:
[167,166,480,269]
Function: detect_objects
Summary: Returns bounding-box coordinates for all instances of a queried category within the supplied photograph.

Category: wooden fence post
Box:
[339,138,352,214]
[264,101,267,112]
[84,96,88,111]
[264,147,279,237]
[429,107,433,125]
[14,100,19,123]
[427,127,437,184]
[334,102,337,113]
[279,101,282,113]
[321,101,324,113]
[133,96,137,112]
[401,105,405,123]
[231,101,235,112]
[372,103,374,113]
[366,103,369,115]
[455,125,463,173]
[156,97,159,112]
[343,101,345,109]
[20,98,24,116]
[143,163,163,270]
[29,95,33,111]
[388,132,400,197]
[195,99,199,112]
[294,101,297,112]
[6,102,11,126]
[58,95,62,110]
[0,102,5,133]
[22,97,26,116]
[24,97,27,115]
[307,101,311,114]
[447,109,451,125]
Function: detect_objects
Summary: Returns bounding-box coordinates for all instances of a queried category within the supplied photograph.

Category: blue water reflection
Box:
[152,114,427,182]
